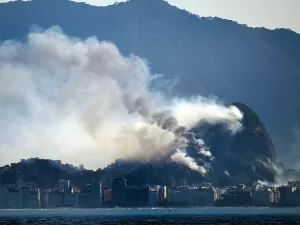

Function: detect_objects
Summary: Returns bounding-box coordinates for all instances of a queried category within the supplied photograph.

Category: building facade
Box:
[44,191,64,208]
[149,187,158,207]
[103,189,112,203]
[7,188,23,209]
[158,186,167,205]
[167,186,216,206]
[0,189,8,209]
[112,177,127,206]
[251,188,272,206]
[91,180,102,208]
[21,188,39,209]
[125,185,149,207]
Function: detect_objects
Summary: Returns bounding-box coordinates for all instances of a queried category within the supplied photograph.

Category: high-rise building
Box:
[101,186,109,203]
[112,177,127,206]
[0,189,8,209]
[91,180,102,208]
[125,185,150,207]
[44,190,64,208]
[0,187,39,209]
[271,188,280,204]
[251,188,272,206]
[63,188,78,207]
[103,189,112,203]
[38,189,46,209]
[79,192,92,208]
[278,186,293,206]
[278,185,300,206]
[216,187,251,207]
[168,187,189,206]
[158,186,167,204]
[149,188,158,207]
[79,185,93,208]
[167,186,216,207]
[7,188,22,209]
[21,188,39,209]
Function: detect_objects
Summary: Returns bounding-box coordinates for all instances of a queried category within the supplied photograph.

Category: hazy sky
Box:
[0,0,299,34]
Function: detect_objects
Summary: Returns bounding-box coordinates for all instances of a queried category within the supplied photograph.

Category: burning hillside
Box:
[0,27,279,187]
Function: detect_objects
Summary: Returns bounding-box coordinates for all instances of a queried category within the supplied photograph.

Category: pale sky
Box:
[1,0,300,33]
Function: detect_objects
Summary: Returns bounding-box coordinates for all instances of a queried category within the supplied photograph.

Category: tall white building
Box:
[158,186,167,203]
[38,189,45,208]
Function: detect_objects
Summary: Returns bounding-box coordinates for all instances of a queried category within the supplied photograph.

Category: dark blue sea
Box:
[1,208,300,224]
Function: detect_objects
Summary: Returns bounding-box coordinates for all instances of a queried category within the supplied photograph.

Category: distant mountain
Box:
[1,0,300,158]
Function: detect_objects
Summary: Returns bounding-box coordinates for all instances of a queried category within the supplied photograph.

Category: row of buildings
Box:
[1,179,300,208]
[0,179,102,209]
[215,182,300,207]
[111,177,167,207]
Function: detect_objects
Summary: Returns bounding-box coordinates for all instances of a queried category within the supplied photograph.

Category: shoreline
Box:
[0,207,300,217]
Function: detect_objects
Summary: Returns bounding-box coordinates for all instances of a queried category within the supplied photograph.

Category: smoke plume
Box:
[171,150,207,176]
[0,26,243,171]
[280,127,300,169]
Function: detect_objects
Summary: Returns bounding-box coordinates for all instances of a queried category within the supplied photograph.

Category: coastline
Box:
[1,207,300,217]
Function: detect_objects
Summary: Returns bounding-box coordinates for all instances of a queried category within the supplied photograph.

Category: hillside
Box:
[1,0,300,159]
[189,102,278,185]
[0,103,278,187]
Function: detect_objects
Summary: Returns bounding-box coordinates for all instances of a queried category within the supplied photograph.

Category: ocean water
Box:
[0,208,300,224]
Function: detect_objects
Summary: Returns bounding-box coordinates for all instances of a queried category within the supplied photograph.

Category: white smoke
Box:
[199,150,213,158]
[0,26,243,170]
[170,150,207,176]
[171,98,243,133]
[280,127,300,169]
[224,171,230,176]
[256,159,292,187]
[260,127,300,185]
[195,139,204,146]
